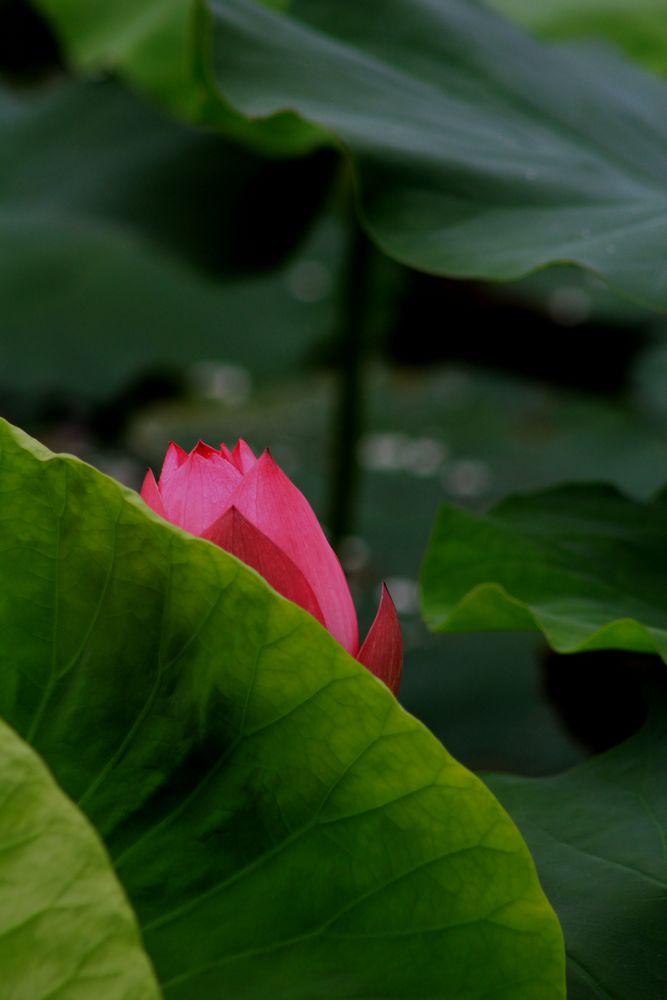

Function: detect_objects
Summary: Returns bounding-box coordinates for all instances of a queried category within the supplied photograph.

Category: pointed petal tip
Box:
[254,448,290,485]
[166,440,188,464]
[357,582,403,696]
[232,439,258,474]
[140,467,157,498]
[140,468,167,517]
[193,439,218,459]
[158,441,189,489]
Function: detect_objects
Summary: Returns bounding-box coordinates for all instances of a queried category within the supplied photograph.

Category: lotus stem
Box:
[327,214,372,552]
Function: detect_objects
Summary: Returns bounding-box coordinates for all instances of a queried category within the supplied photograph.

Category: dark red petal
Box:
[140,469,167,518]
[226,451,359,654]
[357,584,403,695]
[231,439,257,474]
[193,440,221,460]
[203,507,325,626]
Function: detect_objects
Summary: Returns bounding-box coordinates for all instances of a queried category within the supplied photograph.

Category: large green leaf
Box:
[0,77,327,277]
[487,694,667,999]
[421,483,667,660]
[0,717,159,1000]
[0,418,565,998]
[34,0,667,309]
[32,0,323,154]
[0,78,338,396]
[490,0,667,77]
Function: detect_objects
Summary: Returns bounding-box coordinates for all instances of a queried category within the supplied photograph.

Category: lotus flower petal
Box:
[203,506,325,626]
[226,451,359,654]
[149,446,242,536]
[192,441,222,461]
[157,442,188,488]
[140,469,167,519]
[231,439,257,474]
[358,584,403,694]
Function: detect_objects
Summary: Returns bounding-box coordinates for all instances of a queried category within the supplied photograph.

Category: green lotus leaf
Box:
[0,418,564,998]
[0,717,159,1000]
[488,691,667,999]
[421,483,667,661]
[32,0,667,308]
[0,78,336,396]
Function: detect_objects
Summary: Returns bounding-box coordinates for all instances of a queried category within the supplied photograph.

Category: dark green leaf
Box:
[0,717,159,999]
[487,693,667,1000]
[206,0,667,308]
[34,0,667,308]
[0,79,338,396]
[0,418,565,998]
[421,483,667,659]
[0,76,332,276]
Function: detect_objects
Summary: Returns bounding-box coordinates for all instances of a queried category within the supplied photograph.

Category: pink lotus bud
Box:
[141,440,402,694]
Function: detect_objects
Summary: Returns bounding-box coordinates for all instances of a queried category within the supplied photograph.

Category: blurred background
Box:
[4,0,667,777]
